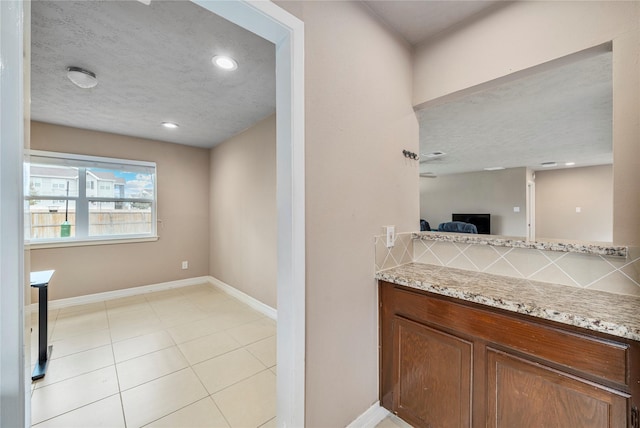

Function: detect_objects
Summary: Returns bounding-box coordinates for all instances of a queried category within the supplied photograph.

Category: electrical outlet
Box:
[181,261,188,269]
[385,225,395,248]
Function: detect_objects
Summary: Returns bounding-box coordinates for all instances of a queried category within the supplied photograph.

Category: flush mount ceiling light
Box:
[565,162,576,166]
[66,66,98,89]
[211,55,238,71]
[541,161,557,168]
[420,172,437,178]
[161,122,179,129]
[422,151,446,159]
[484,166,505,171]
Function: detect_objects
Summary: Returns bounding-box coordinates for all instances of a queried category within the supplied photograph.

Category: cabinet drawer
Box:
[392,285,629,386]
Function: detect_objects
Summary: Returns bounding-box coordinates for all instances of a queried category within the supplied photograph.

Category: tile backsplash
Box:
[374,233,413,271]
[375,234,640,297]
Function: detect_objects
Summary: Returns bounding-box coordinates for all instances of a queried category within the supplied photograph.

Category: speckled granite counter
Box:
[376,262,640,342]
[412,232,628,257]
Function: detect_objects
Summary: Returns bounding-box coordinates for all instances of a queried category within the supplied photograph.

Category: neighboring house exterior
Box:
[29,165,125,211]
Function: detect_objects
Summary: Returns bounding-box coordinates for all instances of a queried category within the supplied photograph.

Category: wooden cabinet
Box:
[393,316,472,427]
[379,281,640,428]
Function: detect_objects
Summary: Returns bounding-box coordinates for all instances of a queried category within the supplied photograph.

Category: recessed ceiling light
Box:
[541,162,557,168]
[67,66,97,89]
[565,162,576,166]
[161,122,179,129]
[484,166,505,171]
[212,55,238,71]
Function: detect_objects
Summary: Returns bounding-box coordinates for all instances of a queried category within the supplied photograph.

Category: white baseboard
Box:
[346,402,390,428]
[33,275,278,322]
[207,276,277,321]
[33,276,211,311]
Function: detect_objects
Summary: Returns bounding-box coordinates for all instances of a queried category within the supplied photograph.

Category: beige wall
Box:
[276,2,418,426]
[420,168,527,236]
[29,122,210,300]
[535,165,613,242]
[209,115,277,309]
[413,1,640,245]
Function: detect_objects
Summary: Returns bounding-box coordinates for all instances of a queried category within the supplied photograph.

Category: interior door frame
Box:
[0,1,305,426]
[0,1,27,426]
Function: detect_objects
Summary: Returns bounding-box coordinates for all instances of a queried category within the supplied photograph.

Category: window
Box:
[26,150,157,244]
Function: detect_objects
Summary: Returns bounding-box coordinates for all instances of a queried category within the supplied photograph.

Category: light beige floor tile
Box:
[148,296,195,313]
[213,370,276,428]
[193,348,265,394]
[34,344,114,388]
[107,308,159,328]
[31,366,119,425]
[167,316,226,344]
[179,283,219,298]
[190,292,233,312]
[206,307,265,332]
[112,330,175,363]
[32,394,124,428]
[121,368,208,428]
[157,306,211,328]
[51,311,110,341]
[143,288,186,302]
[178,331,241,365]
[375,414,414,428]
[48,329,112,359]
[145,397,229,428]
[259,417,277,428]
[116,346,189,391]
[106,297,153,317]
[105,294,148,308]
[246,335,276,368]
[227,318,276,346]
[56,302,106,317]
[109,316,164,342]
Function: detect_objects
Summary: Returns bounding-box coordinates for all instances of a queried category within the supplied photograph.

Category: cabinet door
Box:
[487,348,628,428]
[392,316,473,428]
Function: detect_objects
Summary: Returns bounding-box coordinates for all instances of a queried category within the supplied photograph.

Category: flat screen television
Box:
[452,213,491,235]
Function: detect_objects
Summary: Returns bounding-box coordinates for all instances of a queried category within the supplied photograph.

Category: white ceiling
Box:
[32,0,611,171]
[417,49,613,176]
[31,1,512,150]
[31,0,275,148]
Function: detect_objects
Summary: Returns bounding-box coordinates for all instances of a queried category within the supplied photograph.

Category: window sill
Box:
[27,236,159,250]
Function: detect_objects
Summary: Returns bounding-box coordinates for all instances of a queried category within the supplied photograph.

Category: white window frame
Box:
[26,150,158,247]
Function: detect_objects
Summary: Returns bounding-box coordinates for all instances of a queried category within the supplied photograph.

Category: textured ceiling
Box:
[31,0,275,148]
[363,0,503,45]
[417,50,613,176]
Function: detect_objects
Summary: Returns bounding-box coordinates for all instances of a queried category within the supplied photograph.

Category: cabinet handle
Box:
[632,406,639,428]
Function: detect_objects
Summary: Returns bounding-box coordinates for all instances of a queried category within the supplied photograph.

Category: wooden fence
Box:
[29,211,151,239]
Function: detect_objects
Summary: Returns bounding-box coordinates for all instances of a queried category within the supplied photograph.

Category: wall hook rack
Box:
[402,150,419,160]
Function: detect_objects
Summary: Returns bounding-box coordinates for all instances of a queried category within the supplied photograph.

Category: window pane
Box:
[28,200,76,239]
[88,201,152,236]
[30,164,79,197]
[86,167,154,200]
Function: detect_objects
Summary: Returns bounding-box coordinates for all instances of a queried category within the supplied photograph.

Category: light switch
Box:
[513,206,520,213]
[576,207,582,213]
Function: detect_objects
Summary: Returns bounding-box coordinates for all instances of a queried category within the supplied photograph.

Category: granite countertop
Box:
[412,232,628,257]
[376,262,640,342]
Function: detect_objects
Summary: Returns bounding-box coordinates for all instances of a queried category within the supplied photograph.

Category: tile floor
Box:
[30,283,276,428]
[375,414,413,428]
